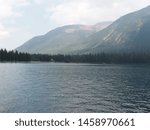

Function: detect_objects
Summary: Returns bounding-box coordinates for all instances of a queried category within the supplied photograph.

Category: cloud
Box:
[46,0,150,27]
[0,0,13,18]
[0,23,18,39]
[0,0,30,39]
[48,2,93,26]
[0,24,9,39]
[14,0,30,6]
[34,0,44,5]
[0,0,30,19]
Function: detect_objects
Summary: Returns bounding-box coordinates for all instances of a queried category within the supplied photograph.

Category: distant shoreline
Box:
[1,49,150,64]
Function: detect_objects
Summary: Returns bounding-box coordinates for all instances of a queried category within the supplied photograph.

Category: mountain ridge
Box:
[16,6,150,54]
[78,5,150,54]
[16,22,112,54]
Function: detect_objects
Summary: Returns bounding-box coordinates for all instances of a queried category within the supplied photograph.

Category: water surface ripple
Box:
[0,63,150,112]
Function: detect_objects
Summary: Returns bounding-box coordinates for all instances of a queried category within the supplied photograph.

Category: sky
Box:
[0,0,150,50]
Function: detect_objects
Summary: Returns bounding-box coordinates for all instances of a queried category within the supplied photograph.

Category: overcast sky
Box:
[0,0,150,50]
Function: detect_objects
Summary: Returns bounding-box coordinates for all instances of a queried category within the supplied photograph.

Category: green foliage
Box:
[0,49,31,62]
[30,53,150,63]
[1,48,150,63]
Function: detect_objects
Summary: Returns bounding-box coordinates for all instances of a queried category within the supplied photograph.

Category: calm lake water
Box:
[0,63,150,113]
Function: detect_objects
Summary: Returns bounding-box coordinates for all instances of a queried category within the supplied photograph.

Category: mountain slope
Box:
[79,6,150,54]
[16,22,111,54]
[17,6,150,55]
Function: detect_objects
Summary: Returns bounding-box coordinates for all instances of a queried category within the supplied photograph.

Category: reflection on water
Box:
[0,63,150,112]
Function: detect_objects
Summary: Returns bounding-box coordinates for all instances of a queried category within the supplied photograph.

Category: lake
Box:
[0,63,150,113]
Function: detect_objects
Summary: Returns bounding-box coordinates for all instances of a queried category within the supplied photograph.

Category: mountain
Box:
[17,6,150,55]
[16,22,111,54]
[79,6,150,54]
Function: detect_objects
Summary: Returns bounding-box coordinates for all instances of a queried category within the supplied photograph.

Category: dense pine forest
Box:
[0,49,31,62]
[1,49,150,63]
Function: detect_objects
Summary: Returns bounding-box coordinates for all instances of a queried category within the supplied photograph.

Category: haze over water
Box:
[0,63,150,113]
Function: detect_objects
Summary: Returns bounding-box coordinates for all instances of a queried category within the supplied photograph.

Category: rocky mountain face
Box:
[79,6,150,54]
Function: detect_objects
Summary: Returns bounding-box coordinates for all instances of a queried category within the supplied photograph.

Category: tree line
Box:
[31,53,150,63]
[1,48,150,63]
[0,49,31,62]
